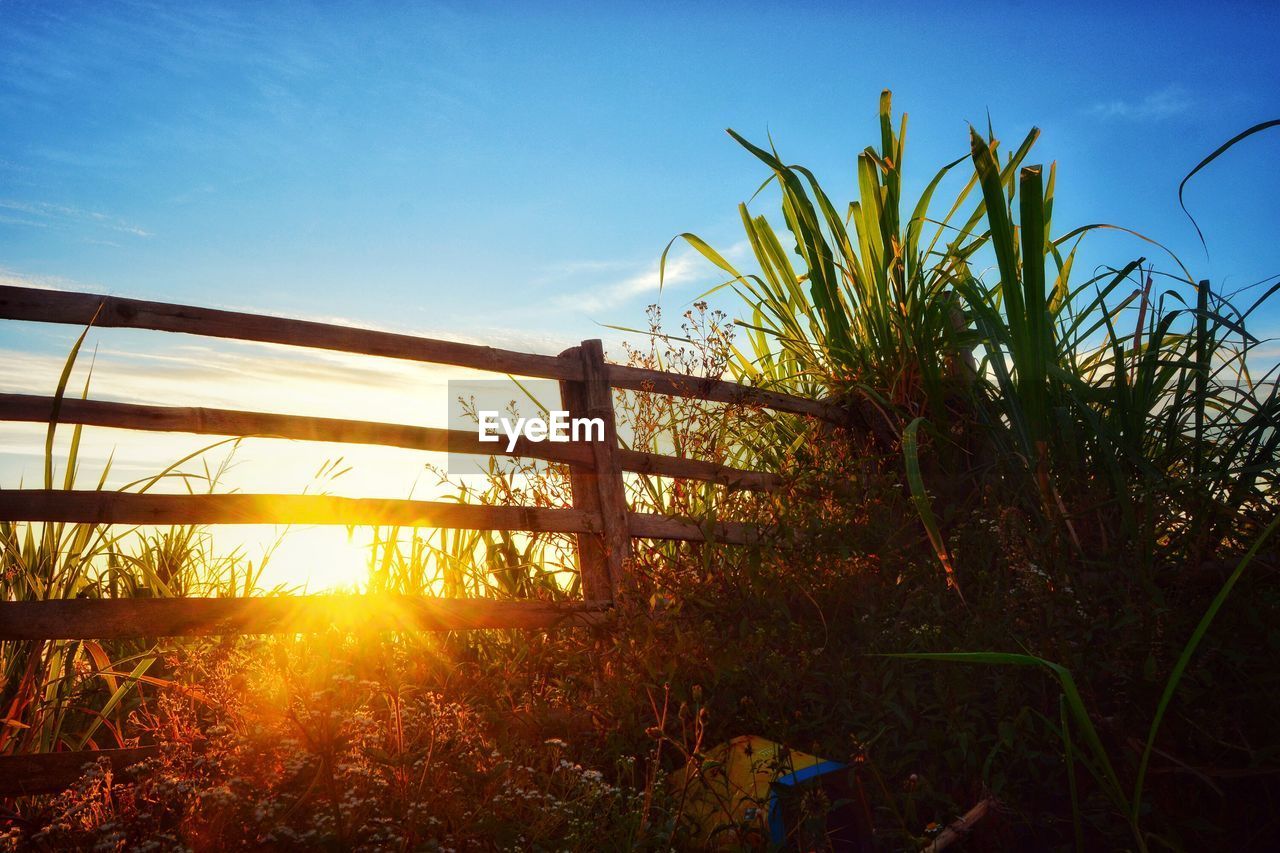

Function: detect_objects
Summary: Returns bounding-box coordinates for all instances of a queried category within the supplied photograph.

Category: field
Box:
[2,94,1278,851]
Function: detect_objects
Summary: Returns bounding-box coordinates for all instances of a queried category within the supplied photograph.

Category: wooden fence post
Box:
[558,340,631,603]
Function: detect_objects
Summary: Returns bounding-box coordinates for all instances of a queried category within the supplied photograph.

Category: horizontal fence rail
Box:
[0,285,580,381]
[618,447,780,492]
[0,284,841,420]
[607,363,840,420]
[0,595,610,641]
[0,490,600,532]
[0,747,160,797]
[0,393,782,492]
[0,491,764,546]
[627,513,763,545]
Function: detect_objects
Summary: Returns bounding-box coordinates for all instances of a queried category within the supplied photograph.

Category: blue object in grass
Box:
[767,759,848,844]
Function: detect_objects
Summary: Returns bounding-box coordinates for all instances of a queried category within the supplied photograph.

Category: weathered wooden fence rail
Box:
[0,394,782,491]
[1,595,610,641]
[0,747,160,798]
[0,283,834,794]
[0,285,837,418]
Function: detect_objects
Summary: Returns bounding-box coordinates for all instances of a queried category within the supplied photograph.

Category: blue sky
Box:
[1,0,1278,587]
[3,0,1278,340]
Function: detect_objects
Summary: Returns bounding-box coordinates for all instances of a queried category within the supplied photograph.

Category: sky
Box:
[2,0,1278,588]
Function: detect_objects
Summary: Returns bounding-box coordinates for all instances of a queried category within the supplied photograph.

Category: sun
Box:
[255,526,374,593]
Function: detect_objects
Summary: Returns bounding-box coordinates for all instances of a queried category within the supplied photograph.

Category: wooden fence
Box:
[0,284,838,795]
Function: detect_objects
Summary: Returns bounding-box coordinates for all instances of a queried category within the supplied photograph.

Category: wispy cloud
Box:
[0,267,103,292]
[550,241,750,315]
[528,258,638,286]
[0,199,151,237]
[1088,86,1193,120]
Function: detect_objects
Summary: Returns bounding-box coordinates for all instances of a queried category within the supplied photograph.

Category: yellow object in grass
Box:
[670,735,870,851]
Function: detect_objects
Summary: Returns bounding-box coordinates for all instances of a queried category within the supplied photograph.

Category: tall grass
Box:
[671,89,1277,581]
[0,338,270,756]
[668,91,1279,844]
[665,93,1034,426]
[958,126,1278,569]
